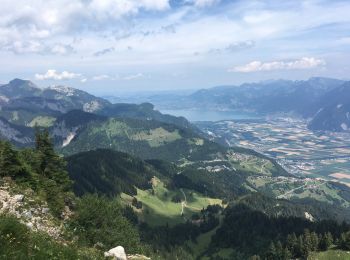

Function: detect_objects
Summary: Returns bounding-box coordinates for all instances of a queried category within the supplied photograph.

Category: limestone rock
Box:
[42,207,50,214]
[14,194,24,202]
[22,210,32,219]
[26,222,33,229]
[104,246,127,260]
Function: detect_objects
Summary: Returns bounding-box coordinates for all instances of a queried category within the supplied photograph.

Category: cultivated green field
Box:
[121,177,222,227]
[197,118,350,185]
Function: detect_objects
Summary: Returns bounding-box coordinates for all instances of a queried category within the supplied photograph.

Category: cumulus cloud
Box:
[0,0,171,55]
[35,69,82,80]
[229,57,326,73]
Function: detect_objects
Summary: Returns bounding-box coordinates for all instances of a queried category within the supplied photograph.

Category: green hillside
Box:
[66,149,222,226]
[60,116,286,176]
[67,149,167,196]
[2,133,350,259]
[309,249,350,260]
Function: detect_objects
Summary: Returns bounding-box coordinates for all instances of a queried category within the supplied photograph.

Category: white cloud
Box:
[1,40,74,55]
[89,73,144,81]
[50,44,75,55]
[35,69,81,80]
[229,57,326,73]
[1,0,350,88]
[186,0,220,7]
[89,0,169,17]
[92,74,114,80]
[123,73,144,80]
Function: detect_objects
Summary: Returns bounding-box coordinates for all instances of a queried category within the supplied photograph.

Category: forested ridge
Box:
[1,131,350,259]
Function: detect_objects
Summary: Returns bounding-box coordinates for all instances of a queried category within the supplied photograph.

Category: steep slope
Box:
[309,82,350,131]
[0,79,195,132]
[0,78,42,99]
[59,115,287,182]
[66,149,223,227]
[0,79,110,126]
[50,110,107,147]
[41,85,110,113]
[60,116,209,160]
[0,117,33,146]
[67,149,167,196]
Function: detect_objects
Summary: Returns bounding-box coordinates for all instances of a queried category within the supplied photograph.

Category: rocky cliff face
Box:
[0,118,33,145]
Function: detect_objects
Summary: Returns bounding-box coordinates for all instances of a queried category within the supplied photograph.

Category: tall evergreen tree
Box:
[34,128,71,190]
[282,247,292,260]
[266,241,277,260]
[33,128,73,216]
[286,233,298,256]
[0,141,25,177]
[303,229,312,255]
[310,232,319,251]
[319,232,333,251]
[275,241,283,259]
[339,232,350,250]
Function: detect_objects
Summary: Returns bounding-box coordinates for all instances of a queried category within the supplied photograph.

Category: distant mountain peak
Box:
[47,85,76,96]
[8,78,40,89]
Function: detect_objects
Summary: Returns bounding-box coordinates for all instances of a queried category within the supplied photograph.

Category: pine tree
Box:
[310,232,319,251]
[34,128,71,190]
[0,141,25,177]
[282,247,292,260]
[319,232,333,251]
[303,229,312,253]
[339,232,350,250]
[286,233,298,256]
[266,241,277,260]
[275,241,283,259]
[296,235,305,258]
[325,232,333,248]
[34,128,72,216]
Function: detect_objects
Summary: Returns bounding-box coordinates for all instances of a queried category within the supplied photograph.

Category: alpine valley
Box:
[1,78,350,260]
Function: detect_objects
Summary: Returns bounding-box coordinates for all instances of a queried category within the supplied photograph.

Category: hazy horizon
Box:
[2,75,349,97]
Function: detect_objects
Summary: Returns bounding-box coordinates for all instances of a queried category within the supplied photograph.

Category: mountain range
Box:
[144,77,350,132]
[1,78,349,211]
[1,78,350,259]
[0,79,192,130]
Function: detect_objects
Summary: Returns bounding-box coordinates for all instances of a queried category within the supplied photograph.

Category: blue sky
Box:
[0,0,350,94]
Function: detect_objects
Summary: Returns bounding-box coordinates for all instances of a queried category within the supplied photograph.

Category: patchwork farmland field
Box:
[196,116,350,186]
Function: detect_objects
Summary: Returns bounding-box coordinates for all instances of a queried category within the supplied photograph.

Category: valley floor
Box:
[197,116,350,186]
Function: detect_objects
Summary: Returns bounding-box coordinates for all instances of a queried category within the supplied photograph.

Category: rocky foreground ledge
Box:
[105,246,150,260]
